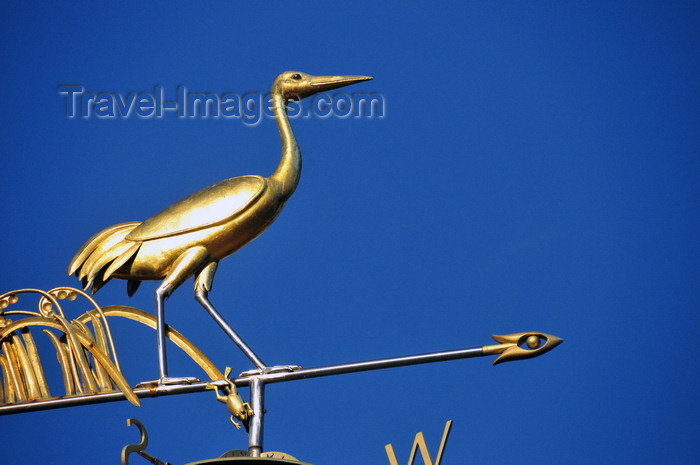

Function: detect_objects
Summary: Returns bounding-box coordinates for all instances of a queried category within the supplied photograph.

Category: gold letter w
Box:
[385,420,453,465]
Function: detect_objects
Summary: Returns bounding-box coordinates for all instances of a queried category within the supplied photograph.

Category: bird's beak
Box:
[309,75,373,93]
[288,75,372,100]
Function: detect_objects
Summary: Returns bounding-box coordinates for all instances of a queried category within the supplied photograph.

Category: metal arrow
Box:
[0,330,562,458]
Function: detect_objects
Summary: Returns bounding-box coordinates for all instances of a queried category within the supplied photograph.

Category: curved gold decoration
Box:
[0,287,229,410]
[88,305,224,381]
[482,331,563,365]
[0,287,139,406]
[122,418,170,465]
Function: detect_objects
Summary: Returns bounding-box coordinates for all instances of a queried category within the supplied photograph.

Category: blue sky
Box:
[1,1,699,464]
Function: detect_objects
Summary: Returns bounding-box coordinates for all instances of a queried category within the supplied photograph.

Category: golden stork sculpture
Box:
[68,71,372,384]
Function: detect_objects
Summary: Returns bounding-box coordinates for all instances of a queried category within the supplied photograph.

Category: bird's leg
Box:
[145,284,200,386]
[195,289,267,369]
[155,286,169,380]
[195,262,267,370]
[141,247,210,386]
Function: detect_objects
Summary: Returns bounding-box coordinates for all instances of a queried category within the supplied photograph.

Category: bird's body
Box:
[68,71,371,383]
[70,174,284,292]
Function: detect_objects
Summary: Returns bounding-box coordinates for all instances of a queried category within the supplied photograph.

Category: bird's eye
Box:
[292,73,302,80]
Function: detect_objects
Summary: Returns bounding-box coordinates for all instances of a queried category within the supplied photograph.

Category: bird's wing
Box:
[126,175,267,242]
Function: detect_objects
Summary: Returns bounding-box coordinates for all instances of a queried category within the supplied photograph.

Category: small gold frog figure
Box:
[207,367,254,429]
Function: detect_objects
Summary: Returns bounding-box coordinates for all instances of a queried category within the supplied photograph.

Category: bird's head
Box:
[271,71,372,101]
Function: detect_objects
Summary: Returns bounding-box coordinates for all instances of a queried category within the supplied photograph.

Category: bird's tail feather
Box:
[103,242,141,281]
[69,222,140,276]
[68,222,142,294]
[80,238,133,282]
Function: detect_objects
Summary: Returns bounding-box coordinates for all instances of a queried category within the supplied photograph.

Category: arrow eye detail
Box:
[522,334,542,350]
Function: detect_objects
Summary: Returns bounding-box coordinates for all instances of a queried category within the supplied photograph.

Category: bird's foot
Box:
[136,376,201,388]
[239,365,302,378]
[159,376,201,386]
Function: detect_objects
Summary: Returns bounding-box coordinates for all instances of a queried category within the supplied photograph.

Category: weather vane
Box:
[0,71,562,464]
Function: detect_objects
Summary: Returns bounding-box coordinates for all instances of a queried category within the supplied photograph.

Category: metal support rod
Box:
[247,377,265,457]
[0,379,229,415]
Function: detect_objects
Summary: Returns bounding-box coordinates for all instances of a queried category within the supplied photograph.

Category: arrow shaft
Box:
[237,346,485,386]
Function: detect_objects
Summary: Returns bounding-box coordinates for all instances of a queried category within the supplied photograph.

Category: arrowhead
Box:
[488,331,563,365]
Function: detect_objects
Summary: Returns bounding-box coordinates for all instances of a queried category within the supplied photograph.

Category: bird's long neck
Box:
[269,93,301,200]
